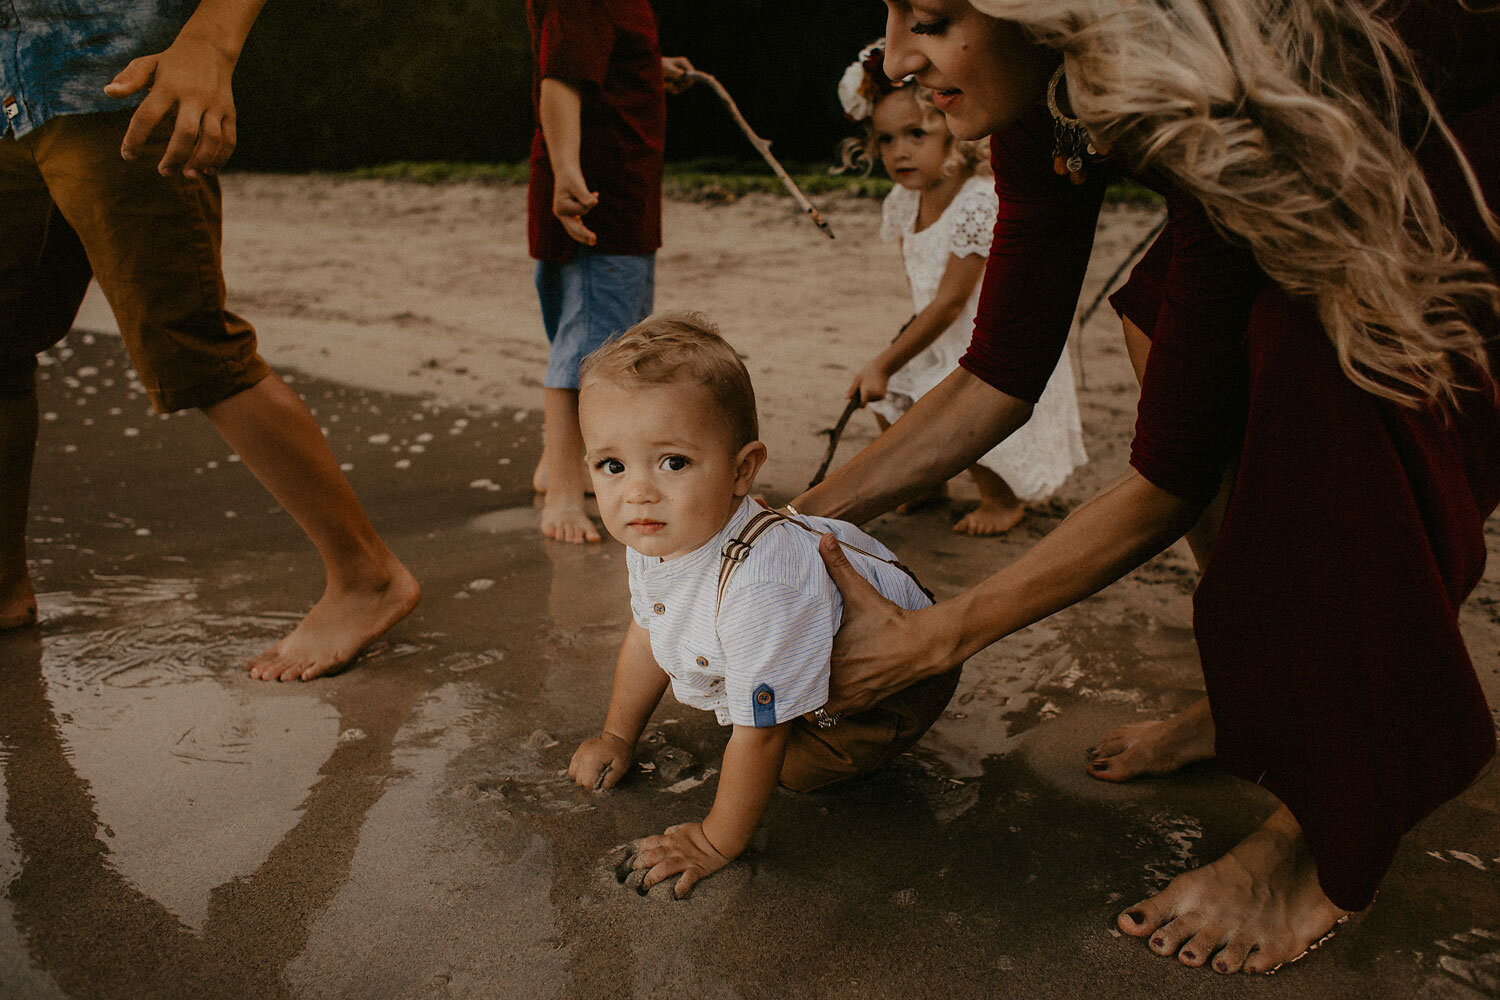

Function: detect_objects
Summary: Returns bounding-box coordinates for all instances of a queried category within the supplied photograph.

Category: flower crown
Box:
[837,39,905,123]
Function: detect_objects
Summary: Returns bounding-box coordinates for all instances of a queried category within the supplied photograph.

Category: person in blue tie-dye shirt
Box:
[0,1,419,680]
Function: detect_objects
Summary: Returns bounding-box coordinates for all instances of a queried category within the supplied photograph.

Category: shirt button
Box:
[652,602,665,615]
[695,656,708,667]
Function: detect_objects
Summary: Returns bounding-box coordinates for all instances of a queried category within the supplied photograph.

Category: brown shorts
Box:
[779,665,963,793]
[0,109,269,411]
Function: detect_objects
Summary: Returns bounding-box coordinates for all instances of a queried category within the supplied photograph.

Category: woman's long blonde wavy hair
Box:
[971,0,1500,406]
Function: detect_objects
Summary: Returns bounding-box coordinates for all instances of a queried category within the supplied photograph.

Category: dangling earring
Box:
[1047,64,1105,185]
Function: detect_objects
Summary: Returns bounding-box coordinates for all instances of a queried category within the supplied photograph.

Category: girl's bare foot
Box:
[1087,697,1216,782]
[243,555,420,682]
[958,466,1023,534]
[540,497,601,544]
[0,574,38,630]
[952,499,1025,535]
[1117,806,1353,974]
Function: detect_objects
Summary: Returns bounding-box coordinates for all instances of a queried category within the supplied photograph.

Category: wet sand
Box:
[3,177,1498,999]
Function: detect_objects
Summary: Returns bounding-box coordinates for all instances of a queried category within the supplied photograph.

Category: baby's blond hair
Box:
[579,311,760,450]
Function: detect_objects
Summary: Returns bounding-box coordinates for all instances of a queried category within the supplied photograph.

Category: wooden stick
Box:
[807,395,862,491]
[685,69,835,239]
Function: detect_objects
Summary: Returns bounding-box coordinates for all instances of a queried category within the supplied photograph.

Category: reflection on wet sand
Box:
[0,626,430,997]
[5,329,1496,999]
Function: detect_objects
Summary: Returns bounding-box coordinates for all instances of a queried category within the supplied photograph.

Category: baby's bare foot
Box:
[1087,697,1216,782]
[952,500,1024,536]
[0,573,38,630]
[540,497,601,544]
[244,557,420,682]
[1117,806,1353,974]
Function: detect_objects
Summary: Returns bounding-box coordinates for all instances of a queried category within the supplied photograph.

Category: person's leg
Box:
[204,374,419,680]
[539,386,600,543]
[36,111,417,680]
[1086,315,1219,780]
[0,133,94,629]
[1117,805,1350,974]
[538,251,653,544]
[0,389,39,629]
[952,464,1025,535]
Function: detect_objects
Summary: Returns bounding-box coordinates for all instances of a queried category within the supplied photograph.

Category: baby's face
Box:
[580,378,756,560]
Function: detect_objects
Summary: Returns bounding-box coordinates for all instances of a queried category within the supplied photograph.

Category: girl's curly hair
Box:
[833,87,992,181]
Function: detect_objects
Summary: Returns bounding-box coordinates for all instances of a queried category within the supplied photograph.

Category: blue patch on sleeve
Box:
[751,683,776,727]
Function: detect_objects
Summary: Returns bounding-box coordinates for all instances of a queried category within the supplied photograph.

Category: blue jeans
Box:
[534,249,655,389]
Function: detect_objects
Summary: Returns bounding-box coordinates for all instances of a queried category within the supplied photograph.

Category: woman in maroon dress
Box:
[795,0,1500,975]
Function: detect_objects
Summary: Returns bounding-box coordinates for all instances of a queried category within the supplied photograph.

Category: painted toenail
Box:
[1152,938,1164,948]
[1126,910,1144,924]
[1215,961,1228,972]
[1182,951,1195,961]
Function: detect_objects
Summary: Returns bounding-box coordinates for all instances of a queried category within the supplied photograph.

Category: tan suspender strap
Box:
[715,507,934,614]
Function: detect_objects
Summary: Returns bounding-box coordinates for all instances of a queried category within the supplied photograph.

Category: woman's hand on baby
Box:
[628,822,730,898]
[569,733,633,791]
[819,532,949,714]
[847,365,889,405]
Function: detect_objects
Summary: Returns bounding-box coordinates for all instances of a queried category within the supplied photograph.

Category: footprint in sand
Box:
[1435,927,1500,996]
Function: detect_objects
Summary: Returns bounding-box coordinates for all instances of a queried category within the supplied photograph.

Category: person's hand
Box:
[661,56,696,95]
[569,733,633,791]
[627,821,729,898]
[847,364,889,406]
[104,36,238,178]
[819,532,943,714]
[552,168,599,246]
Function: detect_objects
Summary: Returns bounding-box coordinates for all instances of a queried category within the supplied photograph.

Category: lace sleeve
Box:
[881,186,917,243]
[948,180,999,259]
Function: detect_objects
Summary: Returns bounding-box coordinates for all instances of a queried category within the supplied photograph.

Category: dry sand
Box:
[1,176,1495,1000]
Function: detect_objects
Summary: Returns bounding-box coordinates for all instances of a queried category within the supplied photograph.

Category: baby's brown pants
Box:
[779,666,962,793]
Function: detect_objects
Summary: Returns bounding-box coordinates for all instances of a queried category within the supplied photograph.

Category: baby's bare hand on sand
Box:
[569,733,633,791]
[628,822,729,898]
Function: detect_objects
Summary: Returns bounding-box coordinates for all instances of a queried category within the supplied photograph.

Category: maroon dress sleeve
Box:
[960,108,1107,404]
[1127,189,1265,506]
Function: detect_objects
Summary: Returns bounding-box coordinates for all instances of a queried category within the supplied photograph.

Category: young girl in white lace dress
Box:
[837,42,1087,534]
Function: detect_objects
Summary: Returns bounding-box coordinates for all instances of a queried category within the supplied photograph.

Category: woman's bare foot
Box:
[952,499,1025,536]
[1087,697,1216,782]
[540,496,602,544]
[1117,806,1353,974]
[243,556,420,682]
[0,574,38,630]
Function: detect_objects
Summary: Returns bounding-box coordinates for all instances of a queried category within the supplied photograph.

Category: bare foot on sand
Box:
[1087,697,1216,781]
[244,558,420,682]
[952,499,1024,536]
[0,574,38,630]
[540,497,602,544]
[1117,806,1353,974]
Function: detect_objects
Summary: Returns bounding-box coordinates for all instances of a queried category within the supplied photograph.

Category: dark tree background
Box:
[231,1,886,171]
